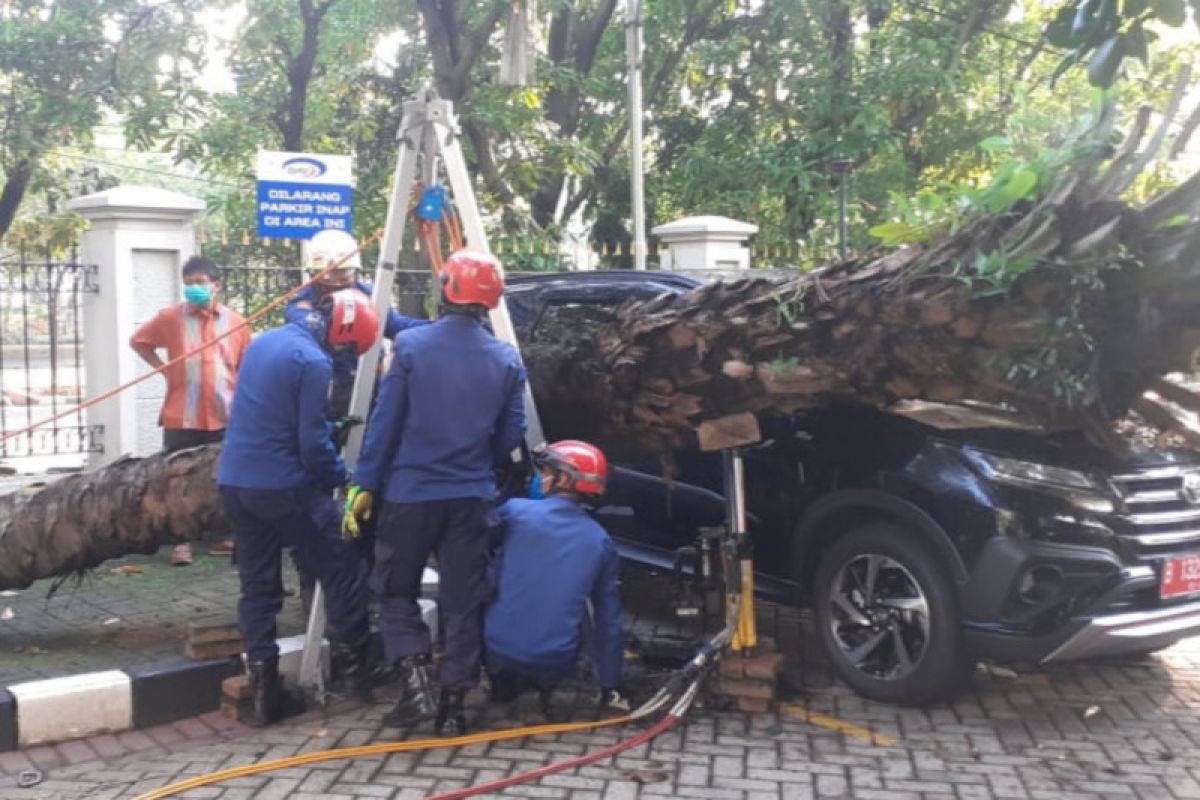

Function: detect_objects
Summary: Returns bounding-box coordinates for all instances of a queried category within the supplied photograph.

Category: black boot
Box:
[331,638,380,700]
[382,654,437,728]
[436,689,467,737]
[246,658,306,727]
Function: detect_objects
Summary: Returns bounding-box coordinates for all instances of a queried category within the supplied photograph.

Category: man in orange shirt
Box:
[131,255,251,564]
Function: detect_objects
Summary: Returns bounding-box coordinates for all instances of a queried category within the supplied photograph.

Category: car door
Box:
[521,289,728,570]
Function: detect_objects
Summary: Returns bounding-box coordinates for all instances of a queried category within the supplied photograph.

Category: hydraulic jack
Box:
[670,447,757,653]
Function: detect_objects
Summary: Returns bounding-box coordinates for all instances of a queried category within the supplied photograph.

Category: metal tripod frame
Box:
[297,86,547,696]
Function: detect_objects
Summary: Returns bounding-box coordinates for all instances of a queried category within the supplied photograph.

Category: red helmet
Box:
[442,250,504,309]
[324,289,380,356]
[539,440,609,495]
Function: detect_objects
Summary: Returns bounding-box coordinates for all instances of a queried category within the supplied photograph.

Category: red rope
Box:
[420,714,680,800]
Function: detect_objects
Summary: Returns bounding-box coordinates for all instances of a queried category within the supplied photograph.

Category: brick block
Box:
[715,678,776,700]
[185,639,245,660]
[743,652,785,682]
[718,657,745,679]
[222,675,252,701]
[187,621,242,646]
[736,696,773,714]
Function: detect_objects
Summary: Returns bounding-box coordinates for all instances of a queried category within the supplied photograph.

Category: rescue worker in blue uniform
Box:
[218,289,381,726]
[344,250,526,736]
[485,440,628,717]
[285,229,426,422]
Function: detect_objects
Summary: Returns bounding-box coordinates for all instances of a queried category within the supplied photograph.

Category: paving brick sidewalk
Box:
[6,572,1200,799]
[0,547,307,686]
[8,640,1200,800]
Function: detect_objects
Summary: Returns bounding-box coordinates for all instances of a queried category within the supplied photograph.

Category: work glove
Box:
[342,485,375,539]
[596,687,632,716]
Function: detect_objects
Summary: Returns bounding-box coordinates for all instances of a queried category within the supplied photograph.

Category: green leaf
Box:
[1045,7,1078,46]
[1073,0,1100,35]
[1152,0,1187,25]
[1087,34,1125,87]
[868,221,924,245]
[1153,213,1193,230]
[979,136,1012,153]
[1125,24,1150,64]
[1006,168,1040,201]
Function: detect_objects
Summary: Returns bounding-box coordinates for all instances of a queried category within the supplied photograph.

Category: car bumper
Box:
[1040,599,1200,663]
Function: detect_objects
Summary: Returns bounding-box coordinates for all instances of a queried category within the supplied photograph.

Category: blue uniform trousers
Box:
[220,486,368,662]
[371,499,491,689]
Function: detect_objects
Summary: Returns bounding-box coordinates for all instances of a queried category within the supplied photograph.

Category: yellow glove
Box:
[342,485,375,539]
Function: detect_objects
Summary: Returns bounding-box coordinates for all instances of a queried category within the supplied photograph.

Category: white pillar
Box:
[651,215,759,274]
[66,186,205,469]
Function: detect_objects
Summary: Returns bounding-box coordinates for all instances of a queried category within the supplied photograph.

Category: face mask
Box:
[528,472,545,500]
[184,284,213,306]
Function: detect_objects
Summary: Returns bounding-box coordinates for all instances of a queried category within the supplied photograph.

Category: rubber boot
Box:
[435,688,467,737]
[331,638,387,701]
[382,654,437,728]
[246,658,306,727]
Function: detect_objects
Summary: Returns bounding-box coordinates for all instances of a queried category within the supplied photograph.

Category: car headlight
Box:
[966,450,1115,513]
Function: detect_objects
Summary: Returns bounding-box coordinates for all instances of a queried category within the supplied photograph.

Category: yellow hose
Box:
[133,715,633,800]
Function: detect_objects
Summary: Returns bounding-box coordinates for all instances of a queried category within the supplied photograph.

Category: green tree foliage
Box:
[0,0,203,242]
[1047,0,1199,86]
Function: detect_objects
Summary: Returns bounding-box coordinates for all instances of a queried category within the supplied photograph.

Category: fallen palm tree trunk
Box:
[527,99,1200,453]
[5,98,1200,590]
[0,447,227,591]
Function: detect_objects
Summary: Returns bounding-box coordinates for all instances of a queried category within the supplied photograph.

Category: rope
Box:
[0,229,385,447]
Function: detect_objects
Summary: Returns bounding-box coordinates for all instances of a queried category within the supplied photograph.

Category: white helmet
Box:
[304,229,361,285]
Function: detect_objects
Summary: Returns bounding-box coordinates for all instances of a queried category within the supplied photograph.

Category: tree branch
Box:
[1171,95,1200,160]
[895,0,1000,134]
[452,0,509,91]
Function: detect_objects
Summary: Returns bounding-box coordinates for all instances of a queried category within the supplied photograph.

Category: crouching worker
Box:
[485,440,629,718]
[217,289,381,726]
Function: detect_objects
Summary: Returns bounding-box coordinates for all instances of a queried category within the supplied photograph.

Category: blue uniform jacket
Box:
[217,322,348,491]
[284,281,425,380]
[353,314,526,503]
[485,497,623,689]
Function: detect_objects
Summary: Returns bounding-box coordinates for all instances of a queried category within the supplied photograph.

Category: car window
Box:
[528,300,618,346]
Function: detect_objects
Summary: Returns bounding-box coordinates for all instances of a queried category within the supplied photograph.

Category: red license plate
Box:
[1161,554,1200,599]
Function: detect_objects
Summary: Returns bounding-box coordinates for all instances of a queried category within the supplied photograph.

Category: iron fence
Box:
[218,266,442,328]
[0,248,100,459]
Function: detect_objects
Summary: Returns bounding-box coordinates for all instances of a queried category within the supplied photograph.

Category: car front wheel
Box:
[813,522,971,705]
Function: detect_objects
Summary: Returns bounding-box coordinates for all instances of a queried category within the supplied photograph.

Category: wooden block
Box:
[221,675,252,701]
[696,412,762,451]
[186,639,245,660]
[715,678,776,700]
[187,622,242,646]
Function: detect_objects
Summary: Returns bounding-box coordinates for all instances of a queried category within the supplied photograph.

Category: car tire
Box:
[813,522,971,705]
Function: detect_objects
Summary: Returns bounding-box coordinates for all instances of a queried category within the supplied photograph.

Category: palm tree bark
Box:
[0,447,226,591]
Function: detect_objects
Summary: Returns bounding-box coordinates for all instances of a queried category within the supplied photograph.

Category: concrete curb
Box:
[0,597,438,751]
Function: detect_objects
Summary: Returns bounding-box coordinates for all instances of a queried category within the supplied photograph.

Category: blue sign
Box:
[255,151,354,240]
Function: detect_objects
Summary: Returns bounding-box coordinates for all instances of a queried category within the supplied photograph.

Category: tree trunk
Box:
[0,159,34,244]
[0,447,227,591]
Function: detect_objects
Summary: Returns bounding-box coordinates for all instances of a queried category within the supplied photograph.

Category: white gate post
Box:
[66,186,205,469]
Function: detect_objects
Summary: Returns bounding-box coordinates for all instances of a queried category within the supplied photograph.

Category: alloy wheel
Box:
[826,553,931,680]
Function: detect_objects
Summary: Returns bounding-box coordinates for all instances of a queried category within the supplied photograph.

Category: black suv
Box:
[505,270,1200,704]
